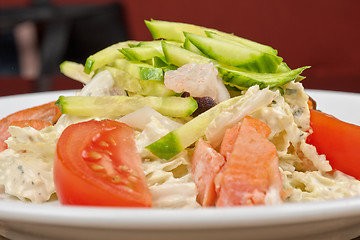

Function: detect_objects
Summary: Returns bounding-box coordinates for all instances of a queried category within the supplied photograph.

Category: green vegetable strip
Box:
[146,96,241,160]
[55,96,198,118]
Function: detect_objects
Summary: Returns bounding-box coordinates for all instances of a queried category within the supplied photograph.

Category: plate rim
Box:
[1,196,360,229]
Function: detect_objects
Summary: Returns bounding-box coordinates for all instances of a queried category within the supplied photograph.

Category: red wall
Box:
[1,0,359,94]
[121,0,360,93]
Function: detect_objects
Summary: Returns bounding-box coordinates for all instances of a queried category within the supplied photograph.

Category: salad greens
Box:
[59,19,310,160]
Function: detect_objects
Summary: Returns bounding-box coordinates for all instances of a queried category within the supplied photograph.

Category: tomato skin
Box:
[54,119,152,207]
[307,109,360,179]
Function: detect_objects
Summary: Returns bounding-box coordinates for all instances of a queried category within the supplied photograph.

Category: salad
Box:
[0,19,360,208]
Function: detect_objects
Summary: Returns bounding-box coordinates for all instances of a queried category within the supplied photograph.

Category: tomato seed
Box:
[111,175,121,183]
[91,164,105,171]
[89,151,102,160]
[128,175,137,183]
[130,170,139,178]
[118,165,129,172]
[99,141,109,148]
[111,175,128,185]
[108,136,117,146]
[82,150,103,162]
[104,150,113,156]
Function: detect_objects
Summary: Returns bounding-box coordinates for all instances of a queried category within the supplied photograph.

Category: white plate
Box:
[0,89,360,240]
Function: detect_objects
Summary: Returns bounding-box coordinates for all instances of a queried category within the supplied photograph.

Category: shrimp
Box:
[164,63,230,103]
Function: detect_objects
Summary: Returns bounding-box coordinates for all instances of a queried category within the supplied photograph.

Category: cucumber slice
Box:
[218,66,310,90]
[185,32,282,73]
[137,41,162,47]
[151,56,169,67]
[162,41,212,67]
[128,43,138,48]
[161,41,309,90]
[145,19,277,55]
[136,40,182,51]
[119,46,164,62]
[56,95,198,118]
[114,59,164,81]
[84,40,138,74]
[117,48,135,61]
[145,20,206,42]
[60,61,93,84]
[140,66,164,81]
[150,57,178,72]
[183,37,206,56]
[146,96,241,160]
[139,79,177,96]
[106,66,176,96]
[205,31,278,56]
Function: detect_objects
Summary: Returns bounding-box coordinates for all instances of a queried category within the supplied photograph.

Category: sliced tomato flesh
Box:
[307,109,360,180]
[54,119,152,207]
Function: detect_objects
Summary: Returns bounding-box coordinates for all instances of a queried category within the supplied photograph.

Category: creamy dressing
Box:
[142,151,200,208]
[284,170,360,202]
[0,126,59,202]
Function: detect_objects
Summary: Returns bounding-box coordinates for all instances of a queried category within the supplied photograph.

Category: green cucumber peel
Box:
[205,30,278,56]
[83,41,138,74]
[146,132,183,160]
[183,37,206,56]
[114,59,164,81]
[139,66,164,81]
[146,19,278,56]
[151,56,169,67]
[146,96,241,160]
[185,32,282,73]
[161,41,213,67]
[84,59,95,74]
[118,48,137,61]
[218,66,311,90]
[119,46,164,62]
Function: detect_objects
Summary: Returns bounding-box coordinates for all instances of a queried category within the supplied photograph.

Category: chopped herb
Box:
[285,88,297,95]
[18,165,24,174]
[293,108,303,117]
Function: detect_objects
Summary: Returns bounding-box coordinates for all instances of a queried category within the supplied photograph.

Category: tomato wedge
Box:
[54,119,152,207]
[307,109,360,180]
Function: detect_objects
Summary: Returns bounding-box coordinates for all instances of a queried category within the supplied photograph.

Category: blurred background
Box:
[0,0,359,96]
